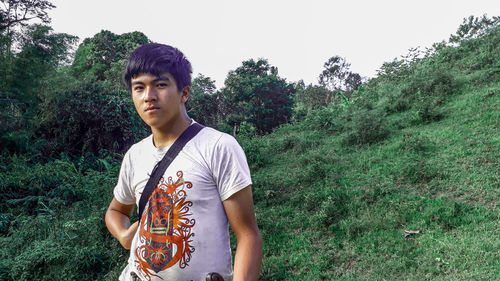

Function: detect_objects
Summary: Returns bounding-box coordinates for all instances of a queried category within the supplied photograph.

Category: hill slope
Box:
[241,20,499,280]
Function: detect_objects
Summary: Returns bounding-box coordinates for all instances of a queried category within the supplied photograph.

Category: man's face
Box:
[130,72,189,130]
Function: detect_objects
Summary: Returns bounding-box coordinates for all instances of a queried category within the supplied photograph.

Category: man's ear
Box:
[181,86,190,103]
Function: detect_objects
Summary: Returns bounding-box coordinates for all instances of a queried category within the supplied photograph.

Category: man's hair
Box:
[123,43,192,92]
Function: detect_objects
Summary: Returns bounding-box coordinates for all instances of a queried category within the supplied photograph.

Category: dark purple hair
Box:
[123,43,192,91]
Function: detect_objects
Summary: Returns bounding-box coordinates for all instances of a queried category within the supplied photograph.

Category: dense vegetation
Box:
[0,2,498,280]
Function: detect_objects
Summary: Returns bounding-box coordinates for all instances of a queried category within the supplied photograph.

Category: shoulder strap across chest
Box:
[138,123,204,218]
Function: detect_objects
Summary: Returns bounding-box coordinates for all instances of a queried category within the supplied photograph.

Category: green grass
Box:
[245,77,499,280]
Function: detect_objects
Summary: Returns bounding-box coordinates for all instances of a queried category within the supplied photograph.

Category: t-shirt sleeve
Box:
[211,133,253,201]
[113,150,136,205]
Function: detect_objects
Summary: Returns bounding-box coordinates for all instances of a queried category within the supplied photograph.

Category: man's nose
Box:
[144,86,157,101]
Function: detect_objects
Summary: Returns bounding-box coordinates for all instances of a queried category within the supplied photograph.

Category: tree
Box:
[0,0,55,31]
[449,15,500,44]
[36,80,148,157]
[71,30,149,82]
[221,58,295,135]
[0,24,77,154]
[16,24,77,66]
[294,84,334,111]
[376,47,426,82]
[187,74,220,128]
[191,73,217,96]
[319,56,362,95]
[0,0,58,97]
[7,24,77,106]
[1,24,77,109]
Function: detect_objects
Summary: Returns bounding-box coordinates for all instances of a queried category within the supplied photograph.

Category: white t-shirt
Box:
[113,124,252,281]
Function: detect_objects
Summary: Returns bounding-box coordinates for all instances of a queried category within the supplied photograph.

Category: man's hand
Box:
[119,221,139,249]
[105,197,137,250]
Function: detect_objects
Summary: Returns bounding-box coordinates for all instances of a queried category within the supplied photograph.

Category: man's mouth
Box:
[145,106,159,112]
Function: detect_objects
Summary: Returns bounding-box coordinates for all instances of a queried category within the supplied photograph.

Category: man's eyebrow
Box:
[131,76,170,86]
[131,80,144,86]
[152,76,171,82]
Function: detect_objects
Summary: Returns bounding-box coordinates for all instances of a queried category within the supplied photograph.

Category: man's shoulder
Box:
[194,126,240,150]
[124,134,154,158]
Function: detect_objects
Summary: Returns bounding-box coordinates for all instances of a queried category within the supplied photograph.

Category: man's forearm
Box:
[105,199,138,249]
[233,231,263,281]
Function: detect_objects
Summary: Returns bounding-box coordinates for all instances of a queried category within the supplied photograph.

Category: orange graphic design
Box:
[135,171,195,280]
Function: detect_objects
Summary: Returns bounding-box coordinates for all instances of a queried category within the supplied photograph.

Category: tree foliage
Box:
[0,24,77,155]
[1,24,77,102]
[449,15,499,43]
[0,0,55,31]
[15,24,77,66]
[187,74,220,128]
[221,58,295,135]
[36,80,148,157]
[71,30,149,82]
[294,84,334,111]
[318,56,362,94]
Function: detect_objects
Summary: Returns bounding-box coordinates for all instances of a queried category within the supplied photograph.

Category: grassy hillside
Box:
[240,22,499,280]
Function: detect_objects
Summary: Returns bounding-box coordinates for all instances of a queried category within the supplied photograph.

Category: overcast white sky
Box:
[47,0,499,88]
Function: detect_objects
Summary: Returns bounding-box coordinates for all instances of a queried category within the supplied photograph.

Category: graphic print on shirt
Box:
[135,171,195,281]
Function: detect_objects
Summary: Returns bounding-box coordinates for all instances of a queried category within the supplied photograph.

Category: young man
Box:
[105,43,262,281]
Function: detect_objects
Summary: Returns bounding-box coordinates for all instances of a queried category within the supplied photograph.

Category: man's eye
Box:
[133,86,144,92]
[157,83,168,88]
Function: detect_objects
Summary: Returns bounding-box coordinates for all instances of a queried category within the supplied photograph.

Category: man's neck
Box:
[151,116,192,149]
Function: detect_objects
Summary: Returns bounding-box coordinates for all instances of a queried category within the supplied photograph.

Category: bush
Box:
[266,131,321,154]
[36,80,148,158]
[239,136,269,170]
[384,90,412,114]
[388,69,456,124]
[0,155,86,215]
[294,85,335,111]
[415,96,444,123]
[401,67,455,100]
[295,151,330,183]
[419,198,473,231]
[343,109,389,145]
[0,156,125,281]
[302,103,345,132]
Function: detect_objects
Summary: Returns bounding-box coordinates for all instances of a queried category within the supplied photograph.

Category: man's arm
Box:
[223,185,262,281]
[105,197,139,250]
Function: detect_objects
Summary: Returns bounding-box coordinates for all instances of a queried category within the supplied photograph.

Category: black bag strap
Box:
[138,122,204,218]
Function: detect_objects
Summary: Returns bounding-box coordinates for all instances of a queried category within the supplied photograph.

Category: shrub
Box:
[343,109,389,145]
[296,152,329,183]
[384,91,412,114]
[415,95,444,123]
[266,131,321,154]
[0,155,85,214]
[36,80,148,158]
[0,158,124,281]
[294,85,335,111]
[391,69,456,124]
[402,68,455,99]
[239,136,269,170]
[302,103,345,132]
